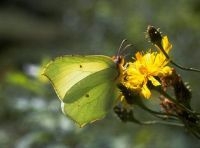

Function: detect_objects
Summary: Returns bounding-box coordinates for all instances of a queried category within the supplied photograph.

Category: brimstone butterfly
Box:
[42,55,124,127]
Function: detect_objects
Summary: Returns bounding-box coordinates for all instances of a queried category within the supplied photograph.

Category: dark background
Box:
[0,0,200,147]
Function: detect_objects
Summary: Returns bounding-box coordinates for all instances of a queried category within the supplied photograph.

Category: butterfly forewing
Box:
[43,55,118,101]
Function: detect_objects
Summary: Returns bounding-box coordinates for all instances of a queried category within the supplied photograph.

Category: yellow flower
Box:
[161,36,172,53]
[121,36,173,99]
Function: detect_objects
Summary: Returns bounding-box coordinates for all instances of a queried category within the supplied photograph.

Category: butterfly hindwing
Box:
[63,67,119,103]
[62,79,118,127]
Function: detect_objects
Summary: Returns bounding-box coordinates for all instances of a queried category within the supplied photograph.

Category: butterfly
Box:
[42,40,129,127]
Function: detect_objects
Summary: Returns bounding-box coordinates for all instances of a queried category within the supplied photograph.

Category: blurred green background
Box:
[1,0,200,147]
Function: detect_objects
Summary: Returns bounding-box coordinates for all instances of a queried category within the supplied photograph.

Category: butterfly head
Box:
[113,39,133,65]
[112,55,124,66]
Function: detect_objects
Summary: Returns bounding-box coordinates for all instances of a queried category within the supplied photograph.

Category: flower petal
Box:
[141,84,151,99]
[149,76,161,86]
[162,36,172,53]
[158,66,173,77]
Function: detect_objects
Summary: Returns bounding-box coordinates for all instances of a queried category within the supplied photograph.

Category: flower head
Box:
[121,36,173,99]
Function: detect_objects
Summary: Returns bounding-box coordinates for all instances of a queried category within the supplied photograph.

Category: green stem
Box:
[129,116,183,127]
[170,60,200,73]
[158,44,200,73]
[154,86,194,114]
[140,120,184,127]
[132,92,179,120]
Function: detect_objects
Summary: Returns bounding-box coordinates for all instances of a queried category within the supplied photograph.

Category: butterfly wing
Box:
[62,67,119,127]
[43,55,118,100]
[42,55,120,126]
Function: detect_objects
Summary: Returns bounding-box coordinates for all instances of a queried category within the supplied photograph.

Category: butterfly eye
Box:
[147,25,162,46]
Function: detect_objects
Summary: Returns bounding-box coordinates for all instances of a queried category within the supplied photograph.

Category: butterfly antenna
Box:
[117,39,127,56]
[123,53,130,59]
[120,44,133,55]
[147,25,200,73]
